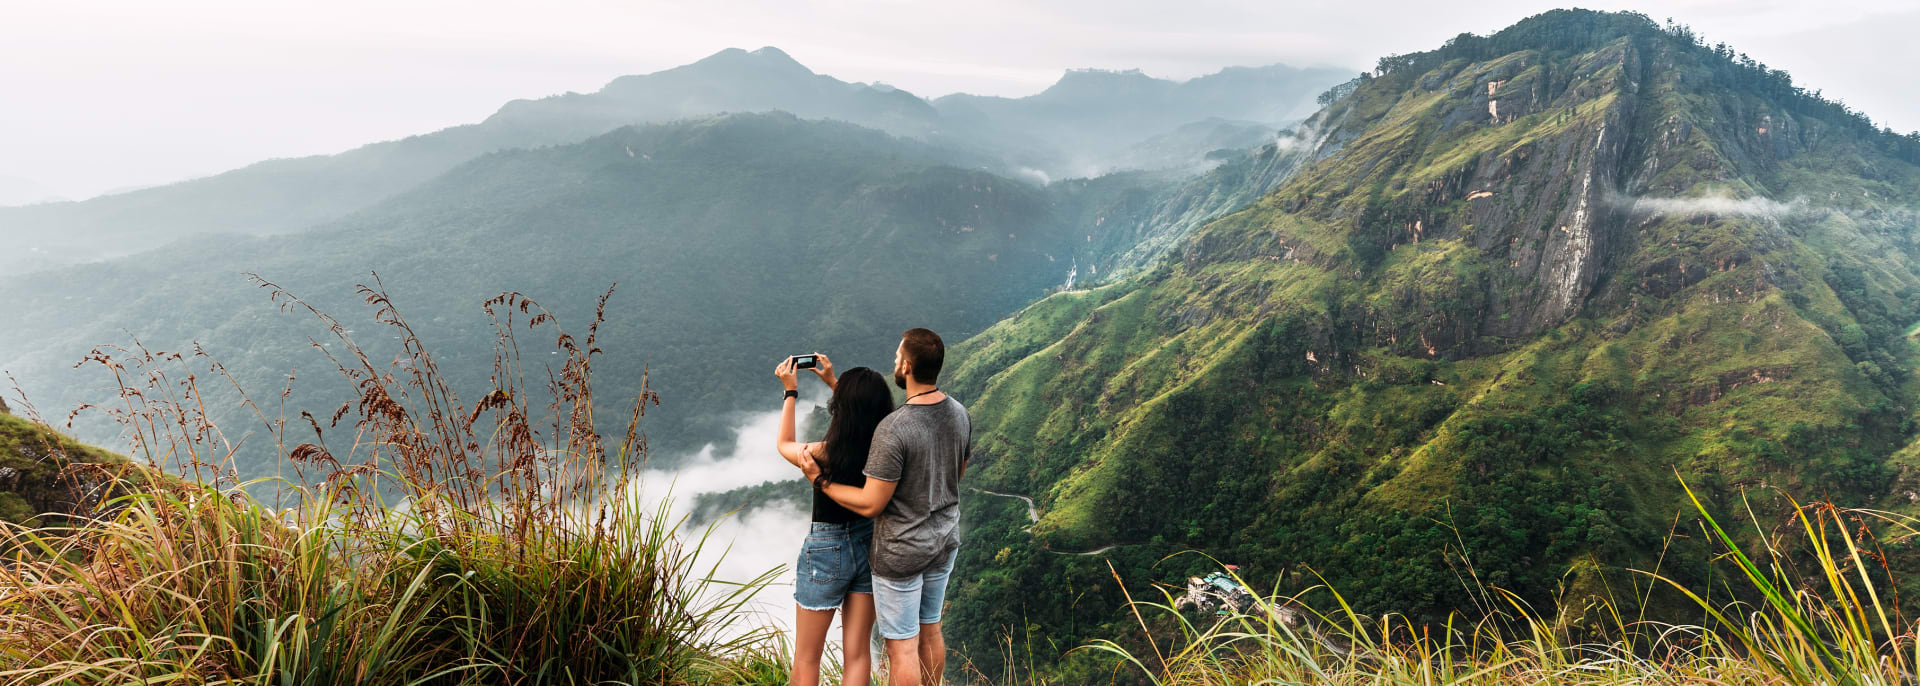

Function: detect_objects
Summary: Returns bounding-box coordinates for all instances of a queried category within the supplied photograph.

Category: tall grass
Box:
[1077,484,1920,685]
[0,276,778,685]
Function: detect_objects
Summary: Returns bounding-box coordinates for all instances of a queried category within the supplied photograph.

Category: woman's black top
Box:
[809,444,868,524]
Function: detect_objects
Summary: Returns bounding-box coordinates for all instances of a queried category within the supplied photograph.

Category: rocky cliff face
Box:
[1197,37,1652,355]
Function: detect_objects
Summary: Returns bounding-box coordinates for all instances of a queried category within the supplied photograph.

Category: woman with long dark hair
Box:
[776,354,893,686]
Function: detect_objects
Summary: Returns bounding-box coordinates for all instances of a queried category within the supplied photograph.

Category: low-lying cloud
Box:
[1272,126,1314,153]
[612,393,833,640]
[1272,101,1353,164]
[1609,190,1811,220]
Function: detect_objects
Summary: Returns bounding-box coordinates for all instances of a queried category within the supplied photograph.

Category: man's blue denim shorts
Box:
[794,519,874,611]
[872,547,957,640]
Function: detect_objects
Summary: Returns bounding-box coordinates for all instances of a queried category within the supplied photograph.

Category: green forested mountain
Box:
[941,10,1920,679]
[0,113,1228,475]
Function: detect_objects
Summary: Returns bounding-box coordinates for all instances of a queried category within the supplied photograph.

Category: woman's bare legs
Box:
[839,592,876,686]
[794,605,837,686]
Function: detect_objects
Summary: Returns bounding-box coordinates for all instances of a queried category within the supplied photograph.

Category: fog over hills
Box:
[936,63,1348,176]
[0,174,64,208]
[0,47,1343,275]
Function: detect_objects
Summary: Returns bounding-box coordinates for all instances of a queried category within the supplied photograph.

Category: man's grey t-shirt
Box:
[864,395,970,580]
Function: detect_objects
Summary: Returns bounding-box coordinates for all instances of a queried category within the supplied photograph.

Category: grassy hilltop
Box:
[0,407,123,527]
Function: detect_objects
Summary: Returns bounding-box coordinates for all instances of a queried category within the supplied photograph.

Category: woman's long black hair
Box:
[818,367,894,487]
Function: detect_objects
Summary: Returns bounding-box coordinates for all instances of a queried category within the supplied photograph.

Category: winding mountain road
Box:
[974,488,1038,525]
[971,487,1130,556]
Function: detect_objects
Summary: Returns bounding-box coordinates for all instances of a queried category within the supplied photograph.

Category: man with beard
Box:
[803,328,970,686]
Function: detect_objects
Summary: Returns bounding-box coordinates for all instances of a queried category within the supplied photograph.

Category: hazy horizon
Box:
[3,0,1917,205]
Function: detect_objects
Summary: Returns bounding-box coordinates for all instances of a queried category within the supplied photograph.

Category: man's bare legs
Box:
[916,623,945,685]
[877,623,945,686]
[884,637,922,686]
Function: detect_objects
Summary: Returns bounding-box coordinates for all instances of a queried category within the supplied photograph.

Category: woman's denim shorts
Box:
[794,518,874,611]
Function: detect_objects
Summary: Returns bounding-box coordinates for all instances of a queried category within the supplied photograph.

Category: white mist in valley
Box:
[616,389,849,647]
[1608,189,1816,221]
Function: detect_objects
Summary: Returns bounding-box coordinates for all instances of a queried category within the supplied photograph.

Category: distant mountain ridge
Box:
[0,47,1342,276]
[484,47,943,141]
[0,46,941,273]
[936,62,1349,176]
[0,174,64,208]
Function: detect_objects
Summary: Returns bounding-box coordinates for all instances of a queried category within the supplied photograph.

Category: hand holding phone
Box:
[774,357,799,391]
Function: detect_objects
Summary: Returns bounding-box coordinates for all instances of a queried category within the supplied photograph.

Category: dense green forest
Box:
[937,10,1920,681]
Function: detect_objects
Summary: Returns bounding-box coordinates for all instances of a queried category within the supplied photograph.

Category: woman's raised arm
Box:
[774,356,818,470]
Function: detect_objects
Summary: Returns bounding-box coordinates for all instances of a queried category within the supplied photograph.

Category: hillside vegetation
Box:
[0,406,123,527]
[940,9,1920,679]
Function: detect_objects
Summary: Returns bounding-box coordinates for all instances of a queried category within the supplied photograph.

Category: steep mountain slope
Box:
[0,47,939,274]
[0,113,1181,476]
[941,10,1920,677]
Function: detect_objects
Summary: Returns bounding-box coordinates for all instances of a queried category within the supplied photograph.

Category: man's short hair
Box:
[901,328,945,384]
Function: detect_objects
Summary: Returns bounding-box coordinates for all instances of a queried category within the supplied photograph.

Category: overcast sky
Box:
[3,0,1916,203]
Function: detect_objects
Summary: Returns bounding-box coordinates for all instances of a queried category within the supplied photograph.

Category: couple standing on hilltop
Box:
[773,328,970,686]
